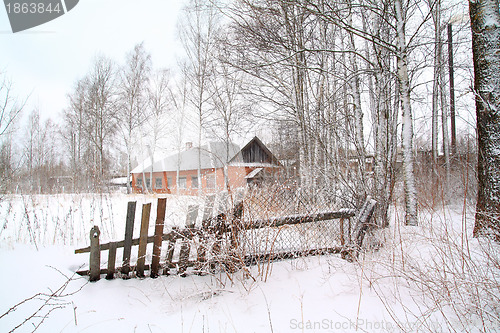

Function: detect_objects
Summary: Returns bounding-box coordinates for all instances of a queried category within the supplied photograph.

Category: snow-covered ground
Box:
[1,193,499,332]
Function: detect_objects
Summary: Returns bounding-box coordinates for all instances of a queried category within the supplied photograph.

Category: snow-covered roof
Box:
[244,167,263,179]
[131,142,241,174]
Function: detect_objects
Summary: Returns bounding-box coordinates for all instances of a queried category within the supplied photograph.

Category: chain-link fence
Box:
[198,184,357,272]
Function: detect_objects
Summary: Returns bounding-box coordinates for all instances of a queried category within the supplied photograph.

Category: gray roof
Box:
[131,142,241,174]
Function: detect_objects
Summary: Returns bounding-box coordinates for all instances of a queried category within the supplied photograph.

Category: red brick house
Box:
[131,137,282,195]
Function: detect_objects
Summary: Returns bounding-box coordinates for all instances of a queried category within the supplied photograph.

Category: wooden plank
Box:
[217,192,229,214]
[76,260,201,277]
[151,198,166,278]
[186,205,199,228]
[344,196,377,261]
[201,195,215,224]
[178,241,190,277]
[136,203,151,278]
[75,228,201,254]
[244,247,344,266]
[164,230,176,275]
[106,242,117,280]
[76,234,156,253]
[197,196,215,270]
[229,201,244,248]
[177,209,198,276]
[89,226,101,282]
[246,210,356,230]
[353,198,377,248]
[121,201,136,277]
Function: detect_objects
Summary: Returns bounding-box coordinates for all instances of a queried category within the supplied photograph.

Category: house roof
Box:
[229,136,282,167]
[131,141,241,174]
[131,137,282,175]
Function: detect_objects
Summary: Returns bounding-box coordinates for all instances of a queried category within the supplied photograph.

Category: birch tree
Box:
[469,0,500,238]
[395,0,418,225]
[76,56,118,188]
[146,69,171,190]
[298,0,423,224]
[179,0,220,194]
[0,72,24,192]
[118,43,152,193]
[431,0,441,167]
[0,72,24,139]
[23,110,61,193]
[207,46,253,190]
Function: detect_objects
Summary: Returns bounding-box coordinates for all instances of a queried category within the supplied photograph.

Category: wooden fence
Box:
[75,196,376,281]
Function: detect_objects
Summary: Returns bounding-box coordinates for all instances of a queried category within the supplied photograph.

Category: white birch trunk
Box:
[395,0,418,226]
[347,16,366,186]
[431,0,441,166]
[470,0,500,238]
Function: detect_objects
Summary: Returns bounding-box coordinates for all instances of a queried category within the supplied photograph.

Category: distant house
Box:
[130,136,282,195]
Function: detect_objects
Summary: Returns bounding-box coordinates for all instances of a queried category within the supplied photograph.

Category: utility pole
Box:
[448,23,457,156]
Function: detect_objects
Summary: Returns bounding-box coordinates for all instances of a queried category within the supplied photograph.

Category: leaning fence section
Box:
[75,188,376,281]
[238,186,357,264]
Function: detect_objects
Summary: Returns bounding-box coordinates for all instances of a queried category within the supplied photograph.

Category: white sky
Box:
[0,0,186,123]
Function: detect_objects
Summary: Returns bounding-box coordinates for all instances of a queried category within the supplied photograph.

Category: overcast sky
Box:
[0,0,186,124]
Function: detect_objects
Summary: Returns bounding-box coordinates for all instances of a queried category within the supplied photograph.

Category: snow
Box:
[1,193,499,332]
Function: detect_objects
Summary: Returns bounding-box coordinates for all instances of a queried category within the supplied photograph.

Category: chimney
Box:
[186,142,193,150]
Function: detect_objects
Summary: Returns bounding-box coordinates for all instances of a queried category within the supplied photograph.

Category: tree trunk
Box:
[431,0,441,167]
[126,146,131,194]
[470,0,500,238]
[347,14,366,190]
[395,0,418,226]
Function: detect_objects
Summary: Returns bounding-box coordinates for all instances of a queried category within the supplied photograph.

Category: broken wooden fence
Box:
[75,196,376,281]
[75,198,210,281]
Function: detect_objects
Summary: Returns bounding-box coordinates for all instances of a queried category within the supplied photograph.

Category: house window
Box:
[206,174,216,189]
[136,178,142,187]
[146,177,151,189]
[191,176,199,189]
[167,177,172,189]
[155,178,162,189]
[179,177,187,189]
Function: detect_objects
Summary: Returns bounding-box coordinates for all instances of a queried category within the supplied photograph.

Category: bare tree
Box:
[169,73,190,194]
[145,68,171,191]
[23,109,62,193]
[469,0,500,238]
[179,0,220,194]
[207,45,254,190]
[0,133,17,193]
[63,79,90,191]
[117,43,152,193]
[0,71,25,139]
[0,72,25,193]
[64,56,118,189]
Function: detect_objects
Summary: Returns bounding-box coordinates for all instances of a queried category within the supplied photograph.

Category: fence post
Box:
[106,242,117,280]
[89,226,101,282]
[343,196,377,261]
[151,198,167,278]
[122,201,136,278]
[339,218,345,247]
[137,203,151,278]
